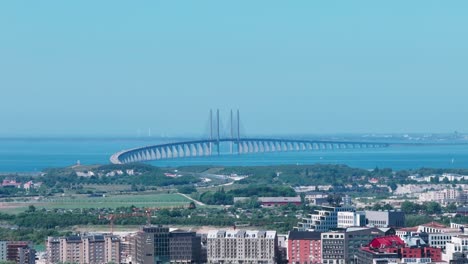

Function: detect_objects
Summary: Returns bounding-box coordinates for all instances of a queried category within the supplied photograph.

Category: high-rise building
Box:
[169,230,203,263]
[207,230,277,264]
[135,225,170,264]
[6,241,35,264]
[133,226,205,264]
[46,237,60,264]
[59,236,83,264]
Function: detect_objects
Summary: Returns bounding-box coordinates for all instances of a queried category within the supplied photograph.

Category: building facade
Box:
[169,230,203,263]
[0,241,35,264]
[288,231,322,264]
[337,211,366,229]
[321,227,391,264]
[0,241,7,261]
[135,226,170,264]
[297,206,356,232]
[360,235,442,263]
[207,230,277,264]
[46,237,60,264]
[47,234,120,264]
[365,211,405,228]
[443,235,468,262]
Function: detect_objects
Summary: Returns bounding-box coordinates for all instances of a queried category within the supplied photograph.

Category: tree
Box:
[401,201,417,214]
[446,203,457,213]
[326,194,342,206]
[27,205,36,213]
[382,204,394,210]
[425,201,442,214]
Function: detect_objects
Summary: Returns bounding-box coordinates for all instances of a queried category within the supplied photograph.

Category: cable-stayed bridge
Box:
[109,110,396,164]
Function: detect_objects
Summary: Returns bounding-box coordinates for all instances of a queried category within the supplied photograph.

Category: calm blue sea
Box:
[0,138,468,173]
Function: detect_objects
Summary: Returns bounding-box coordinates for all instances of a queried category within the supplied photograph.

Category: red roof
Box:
[419,222,447,228]
[369,236,405,249]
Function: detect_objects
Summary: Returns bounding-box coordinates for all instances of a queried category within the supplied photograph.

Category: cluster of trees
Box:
[1,164,201,196]
[198,185,297,205]
[401,201,444,215]
[177,186,197,194]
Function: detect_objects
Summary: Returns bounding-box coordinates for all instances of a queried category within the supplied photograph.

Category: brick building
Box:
[288,231,322,264]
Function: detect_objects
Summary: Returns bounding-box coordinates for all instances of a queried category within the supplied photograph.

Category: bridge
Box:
[110,110,391,164]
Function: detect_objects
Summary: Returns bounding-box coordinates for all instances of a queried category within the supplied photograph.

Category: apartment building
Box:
[207,230,277,264]
[297,205,356,231]
[46,237,60,264]
[0,241,35,264]
[419,189,466,204]
[287,231,322,264]
[59,236,83,264]
[47,234,120,264]
[443,235,468,262]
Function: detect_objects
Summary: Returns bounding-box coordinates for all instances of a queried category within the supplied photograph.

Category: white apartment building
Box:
[321,232,346,264]
[410,223,462,250]
[337,211,365,228]
[207,230,277,264]
[297,206,356,232]
[443,235,468,262]
[418,189,465,204]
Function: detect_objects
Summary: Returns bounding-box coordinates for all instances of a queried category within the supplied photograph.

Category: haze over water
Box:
[1,138,468,173]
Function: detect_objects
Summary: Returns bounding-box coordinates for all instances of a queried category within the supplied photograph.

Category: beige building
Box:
[418,189,465,204]
[207,230,277,264]
[47,234,120,264]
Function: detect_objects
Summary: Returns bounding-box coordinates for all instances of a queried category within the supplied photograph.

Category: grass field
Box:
[0,193,191,213]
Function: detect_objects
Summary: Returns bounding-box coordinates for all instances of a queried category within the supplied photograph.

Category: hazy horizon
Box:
[1,1,467,137]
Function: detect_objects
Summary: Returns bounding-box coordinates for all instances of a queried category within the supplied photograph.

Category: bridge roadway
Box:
[110,138,391,164]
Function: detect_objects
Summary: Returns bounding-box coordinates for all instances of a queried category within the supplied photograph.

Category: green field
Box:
[0,193,191,213]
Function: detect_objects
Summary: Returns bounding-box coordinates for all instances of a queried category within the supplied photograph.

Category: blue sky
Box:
[1,1,467,137]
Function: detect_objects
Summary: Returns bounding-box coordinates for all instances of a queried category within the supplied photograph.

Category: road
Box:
[177,193,206,206]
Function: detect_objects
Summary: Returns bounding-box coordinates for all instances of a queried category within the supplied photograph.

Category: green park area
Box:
[0,193,191,213]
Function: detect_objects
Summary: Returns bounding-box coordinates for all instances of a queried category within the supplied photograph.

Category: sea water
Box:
[0,138,467,173]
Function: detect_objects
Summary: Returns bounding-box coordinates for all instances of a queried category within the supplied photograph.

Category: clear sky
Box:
[1,1,467,137]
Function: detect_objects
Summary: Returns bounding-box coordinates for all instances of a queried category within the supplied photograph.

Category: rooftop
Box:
[258,196,301,203]
[288,231,321,240]
[419,222,447,229]
[369,235,405,249]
